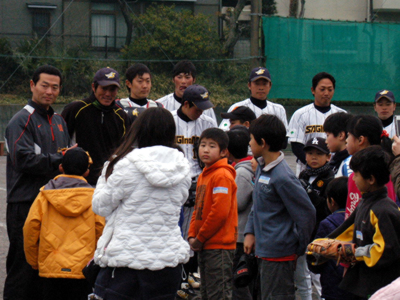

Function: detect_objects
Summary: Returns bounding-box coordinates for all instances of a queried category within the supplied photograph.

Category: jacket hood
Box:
[235,160,253,173]
[202,158,236,178]
[42,175,94,217]
[127,146,190,187]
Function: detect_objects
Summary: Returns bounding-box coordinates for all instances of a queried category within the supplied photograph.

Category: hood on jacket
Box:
[235,160,253,174]
[42,175,94,217]
[202,158,236,178]
[127,146,190,188]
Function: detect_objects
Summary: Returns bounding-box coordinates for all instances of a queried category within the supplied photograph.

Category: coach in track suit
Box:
[4,65,72,300]
[288,72,346,175]
[62,67,130,186]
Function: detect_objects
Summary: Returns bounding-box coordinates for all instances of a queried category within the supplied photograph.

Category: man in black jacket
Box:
[4,65,73,300]
[61,67,130,186]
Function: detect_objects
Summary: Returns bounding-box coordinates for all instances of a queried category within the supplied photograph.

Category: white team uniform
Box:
[172,110,217,178]
[288,103,346,174]
[219,98,288,131]
[116,98,161,122]
[157,93,217,123]
[384,119,395,138]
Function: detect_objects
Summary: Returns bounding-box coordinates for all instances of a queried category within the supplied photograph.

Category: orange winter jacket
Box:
[188,158,238,250]
[23,174,105,279]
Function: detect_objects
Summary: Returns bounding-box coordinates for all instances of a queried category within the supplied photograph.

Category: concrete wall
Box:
[0,0,63,46]
[276,0,369,21]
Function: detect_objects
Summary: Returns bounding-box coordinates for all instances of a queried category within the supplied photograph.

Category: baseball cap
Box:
[182,84,214,110]
[375,89,395,103]
[94,67,120,88]
[221,106,256,121]
[303,137,329,154]
[249,67,271,82]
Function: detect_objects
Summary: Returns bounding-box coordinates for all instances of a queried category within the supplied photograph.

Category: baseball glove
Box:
[306,238,357,266]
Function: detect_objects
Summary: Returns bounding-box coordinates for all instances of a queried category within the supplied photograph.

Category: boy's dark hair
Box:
[249,114,286,152]
[312,72,335,90]
[227,127,250,159]
[350,145,390,186]
[324,112,353,137]
[62,147,89,176]
[347,114,383,146]
[125,63,151,93]
[32,65,62,86]
[172,60,196,79]
[326,176,348,208]
[200,128,229,151]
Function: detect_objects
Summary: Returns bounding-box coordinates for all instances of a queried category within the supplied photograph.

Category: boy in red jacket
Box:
[188,128,238,300]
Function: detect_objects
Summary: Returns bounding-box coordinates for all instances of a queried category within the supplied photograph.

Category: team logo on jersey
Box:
[57,124,64,132]
[200,92,208,99]
[132,108,138,116]
[380,90,389,95]
[176,135,200,145]
[255,69,265,75]
[305,125,324,134]
[316,180,324,187]
[105,72,116,79]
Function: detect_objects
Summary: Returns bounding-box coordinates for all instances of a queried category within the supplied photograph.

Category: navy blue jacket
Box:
[308,210,355,300]
[245,153,316,257]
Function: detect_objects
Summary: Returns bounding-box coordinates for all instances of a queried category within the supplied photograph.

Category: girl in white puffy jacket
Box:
[92,107,191,300]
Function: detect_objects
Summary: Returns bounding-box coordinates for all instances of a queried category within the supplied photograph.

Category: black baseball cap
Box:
[375,90,395,103]
[182,84,214,110]
[94,67,120,88]
[221,106,256,122]
[303,137,329,154]
[249,67,271,82]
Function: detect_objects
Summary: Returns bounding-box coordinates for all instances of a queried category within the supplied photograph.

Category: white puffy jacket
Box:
[93,146,191,270]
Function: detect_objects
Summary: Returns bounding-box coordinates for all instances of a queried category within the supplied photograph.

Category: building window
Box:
[27,3,56,37]
[32,12,50,37]
[91,3,116,48]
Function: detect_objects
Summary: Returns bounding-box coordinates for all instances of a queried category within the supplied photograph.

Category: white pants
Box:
[294,254,312,300]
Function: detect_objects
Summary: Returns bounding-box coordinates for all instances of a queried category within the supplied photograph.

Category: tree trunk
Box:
[299,0,305,18]
[222,0,248,56]
[117,0,134,47]
[289,0,299,17]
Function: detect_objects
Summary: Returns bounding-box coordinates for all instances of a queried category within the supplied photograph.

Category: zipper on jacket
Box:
[112,267,116,278]
[48,115,55,141]
[101,112,104,124]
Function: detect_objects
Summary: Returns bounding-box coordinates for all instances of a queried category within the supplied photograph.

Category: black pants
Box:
[4,202,42,300]
[94,265,182,300]
[42,278,92,300]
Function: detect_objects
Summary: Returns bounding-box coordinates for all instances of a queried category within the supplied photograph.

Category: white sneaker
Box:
[188,274,201,289]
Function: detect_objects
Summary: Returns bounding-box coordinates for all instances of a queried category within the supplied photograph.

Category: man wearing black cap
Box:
[219,66,288,131]
[220,106,256,129]
[374,89,396,138]
[62,67,130,186]
[171,84,217,298]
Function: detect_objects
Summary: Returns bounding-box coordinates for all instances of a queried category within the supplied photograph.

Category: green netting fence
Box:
[263,16,400,102]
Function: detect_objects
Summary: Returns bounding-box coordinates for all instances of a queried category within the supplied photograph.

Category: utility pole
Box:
[250,0,261,68]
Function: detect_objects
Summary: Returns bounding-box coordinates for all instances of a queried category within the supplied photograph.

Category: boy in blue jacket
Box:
[244,114,316,300]
[308,177,355,300]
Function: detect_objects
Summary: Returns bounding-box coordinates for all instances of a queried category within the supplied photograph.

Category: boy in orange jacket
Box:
[188,128,238,300]
[23,147,105,300]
